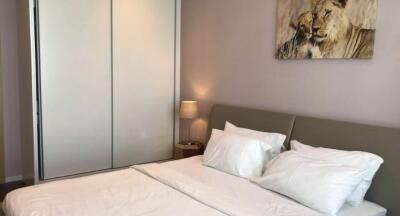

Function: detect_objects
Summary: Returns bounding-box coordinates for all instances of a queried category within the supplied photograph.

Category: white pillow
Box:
[252,151,366,215]
[291,140,384,206]
[224,121,286,157]
[203,129,272,178]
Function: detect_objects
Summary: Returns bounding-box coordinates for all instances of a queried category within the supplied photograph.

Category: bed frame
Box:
[206,104,400,216]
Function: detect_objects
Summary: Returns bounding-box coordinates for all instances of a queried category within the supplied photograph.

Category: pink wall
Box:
[0,0,23,180]
[180,0,400,142]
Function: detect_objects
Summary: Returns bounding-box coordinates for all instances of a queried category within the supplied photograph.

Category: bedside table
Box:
[174,142,204,159]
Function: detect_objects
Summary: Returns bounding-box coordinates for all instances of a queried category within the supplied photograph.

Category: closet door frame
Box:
[174,0,181,160]
[27,0,40,184]
[27,0,181,183]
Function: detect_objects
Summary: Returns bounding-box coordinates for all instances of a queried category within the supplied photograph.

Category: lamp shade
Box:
[180,101,198,119]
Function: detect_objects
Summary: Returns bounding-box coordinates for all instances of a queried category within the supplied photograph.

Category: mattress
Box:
[338,202,386,216]
[161,156,387,216]
[3,156,387,216]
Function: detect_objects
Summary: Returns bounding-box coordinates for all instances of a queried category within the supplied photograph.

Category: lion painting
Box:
[275,0,377,59]
[276,11,321,59]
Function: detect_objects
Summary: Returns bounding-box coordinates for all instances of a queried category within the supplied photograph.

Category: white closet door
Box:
[38,0,112,179]
[113,0,176,167]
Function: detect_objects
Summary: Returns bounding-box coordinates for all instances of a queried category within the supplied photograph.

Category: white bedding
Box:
[160,156,386,216]
[3,156,386,216]
[134,163,320,216]
[3,169,224,216]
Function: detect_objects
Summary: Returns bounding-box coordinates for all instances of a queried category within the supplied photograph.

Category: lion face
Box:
[311,0,349,43]
[291,12,314,40]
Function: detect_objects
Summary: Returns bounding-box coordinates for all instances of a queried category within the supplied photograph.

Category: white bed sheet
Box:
[3,169,224,216]
[161,156,387,216]
[3,155,386,216]
[134,162,321,216]
[338,202,386,216]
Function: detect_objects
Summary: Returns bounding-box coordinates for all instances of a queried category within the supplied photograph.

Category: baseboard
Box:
[5,175,23,183]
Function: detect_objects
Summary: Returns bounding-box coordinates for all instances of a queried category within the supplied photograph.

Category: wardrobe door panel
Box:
[38,0,112,179]
[113,0,176,167]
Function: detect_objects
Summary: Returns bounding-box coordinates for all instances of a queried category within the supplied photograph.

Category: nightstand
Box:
[174,142,204,159]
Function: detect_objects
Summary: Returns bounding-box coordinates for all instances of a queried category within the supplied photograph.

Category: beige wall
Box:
[180,0,400,143]
[0,0,23,181]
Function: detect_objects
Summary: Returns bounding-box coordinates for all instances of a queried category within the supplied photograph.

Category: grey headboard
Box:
[291,116,400,216]
[206,104,400,216]
[206,104,295,147]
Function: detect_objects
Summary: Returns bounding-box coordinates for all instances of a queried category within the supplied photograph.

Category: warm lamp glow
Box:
[180,101,199,119]
[193,84,211,100]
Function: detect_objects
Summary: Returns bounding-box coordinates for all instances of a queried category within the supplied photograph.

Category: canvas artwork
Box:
[275,0,378,59]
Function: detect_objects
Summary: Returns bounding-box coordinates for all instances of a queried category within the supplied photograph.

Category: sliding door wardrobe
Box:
[31,0,179,181]
[113,0,176,167]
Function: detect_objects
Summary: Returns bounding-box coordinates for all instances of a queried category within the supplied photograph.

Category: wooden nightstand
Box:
[174,142,204,159]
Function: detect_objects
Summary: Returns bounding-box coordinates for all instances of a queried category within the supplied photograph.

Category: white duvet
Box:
[3,169,224,216]
[134,163,320,216]
[3,156,386,216]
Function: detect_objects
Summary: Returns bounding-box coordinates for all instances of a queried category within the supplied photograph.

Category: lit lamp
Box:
[180,101,199,145]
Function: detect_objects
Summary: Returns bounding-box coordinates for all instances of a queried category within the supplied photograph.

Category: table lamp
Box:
[180,101,199,145]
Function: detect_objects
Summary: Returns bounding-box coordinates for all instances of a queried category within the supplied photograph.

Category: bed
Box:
[3,156,386,216]
[4,104,399,216]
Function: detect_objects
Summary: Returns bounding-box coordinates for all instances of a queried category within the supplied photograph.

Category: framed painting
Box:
[275,0,378,59]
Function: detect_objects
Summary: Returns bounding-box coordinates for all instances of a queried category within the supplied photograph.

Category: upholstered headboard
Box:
[206,104,400,216]
[291,116,400,216]
[206,104,295,147]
